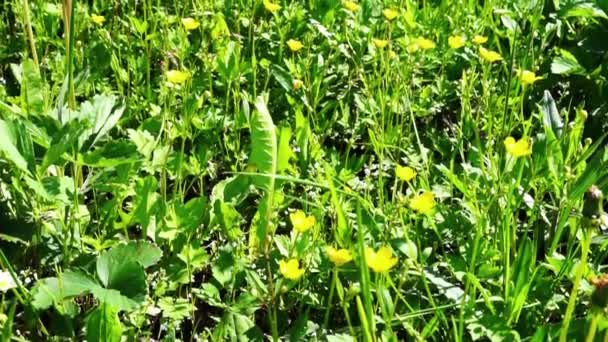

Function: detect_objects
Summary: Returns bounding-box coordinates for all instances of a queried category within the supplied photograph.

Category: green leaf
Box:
[212,311,255,342]
[86,303,123,342]
[570,147,608,201]
[560,1,608,19]
[277,125,294,174]
[21,59,44,116]
[158,297,195,321]
[96,241,161,302]
[0,119,31,174]
[541,91,563,138]
[31,271,99,310]
[89,287,139,311]
[42,120,89,171]
[551,49,586,75]
[78,95,125,150]
[132,176,160,236]
[249,95,277,191]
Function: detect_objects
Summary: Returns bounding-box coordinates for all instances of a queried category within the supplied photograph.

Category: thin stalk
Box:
[586,312,599,342]
[560,226,592,342]
[323,269,338,328]
[22,0,39,67]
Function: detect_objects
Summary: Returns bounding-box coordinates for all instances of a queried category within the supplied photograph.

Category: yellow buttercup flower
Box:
[479,47,502,63]
[181,17,200,31]
[373,39,389,49]
[279,259,305,280]
[448,35,465,49]
[504,137,532,157]
[383,8,399,21]
[410,192,436,214]
[365,246,398,273]
[415,37,435,50]
[287,39,304,52]
[342,0,360,12]
[407,42,420,53]
[388,50,397,59]
[292,79,304,91]
[165,70,190,84]
[290,210,315,233]
[326,247,353,267]
[91,14,105,25]
[472,35,488,45]
[264,0,281,13]
[396,165,416,181]
[518,70,542,85]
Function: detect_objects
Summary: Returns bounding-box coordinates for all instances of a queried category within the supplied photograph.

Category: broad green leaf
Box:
[325,163,350,247]
[551,49,586,75]
[78,95,125,150]
[96,241,161,303]
[212,311,255,342]
[82,140,138,167]
[249,95,277,191]
[31,271,99,310]
[560,1,608,19]
[21,59,44,116]
[89,287,139,311]
[132,176,160,235]
[86,303,123,342]
[0,119,31,174]
[128,128,156,159]
[158,297,195,321]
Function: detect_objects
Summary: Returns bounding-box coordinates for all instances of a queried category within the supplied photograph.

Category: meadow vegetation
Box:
[1,0,608,340]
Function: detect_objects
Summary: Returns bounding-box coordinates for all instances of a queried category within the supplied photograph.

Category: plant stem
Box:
[22,0,39,67]
[586,313,599,342]
[323,268,337,329]
[560,226,592,342]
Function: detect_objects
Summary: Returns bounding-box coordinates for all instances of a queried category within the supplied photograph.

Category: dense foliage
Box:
[1,0,608,340]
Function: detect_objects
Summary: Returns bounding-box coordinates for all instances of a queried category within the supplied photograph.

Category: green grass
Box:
[1,0,608,340]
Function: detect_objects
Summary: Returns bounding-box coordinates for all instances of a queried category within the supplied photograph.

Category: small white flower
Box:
[0,271,16,292]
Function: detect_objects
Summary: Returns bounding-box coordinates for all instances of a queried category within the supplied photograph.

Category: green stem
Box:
[22,0,39,67]
[560,226,592,342]
[324,269,338,329]
[586,313,599,342]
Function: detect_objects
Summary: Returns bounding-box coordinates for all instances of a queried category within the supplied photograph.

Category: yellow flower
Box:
[518,70,542,85]
[287,39,304,52]
[264,0,281,13]
[415,37,435,50]
[396,165,416,181]
[292,79,304,91]
[165,70,190,84]
[504,137,532,157]
[91,14,105,25]
[388,50,397,59]
[290,210,315,233]
[279,259,305,280]
[410,192,436,214]
[326,247,353,267]
[472,35,488,45]
[181,17,200,31]
[373,39,389,49]
[383,8,399,21]
[407,42,420,53]
[342,0,360,12]
[365,246,398,273]
[448,35,465,49]
[479,47,502,63]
